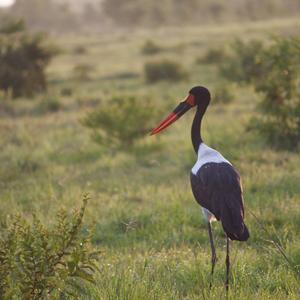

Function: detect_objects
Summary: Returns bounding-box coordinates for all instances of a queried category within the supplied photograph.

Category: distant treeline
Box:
[103,0,300,26]
[1,0,300,32]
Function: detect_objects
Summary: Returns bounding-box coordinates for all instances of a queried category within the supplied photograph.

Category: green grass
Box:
[1,18,300,299]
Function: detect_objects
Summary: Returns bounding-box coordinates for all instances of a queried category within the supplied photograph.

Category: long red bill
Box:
[150,112,178,135]
[150,99,193,136]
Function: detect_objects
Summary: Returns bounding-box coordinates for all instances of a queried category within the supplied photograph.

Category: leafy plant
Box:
[0,20,57,98]
[221,37,300,149]
[220,38,264,83]
[35,95,62,114]
[144,60,188,83]
[0,18,25,34]
[250,38,300,149]
[0,195,99,299]
[141,40,162,55]
[73,63,95,81]
[73,45,87,55]
[83,95,159,147]
[61,87,73,96]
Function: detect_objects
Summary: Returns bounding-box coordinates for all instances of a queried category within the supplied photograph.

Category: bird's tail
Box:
[219,193,249,241]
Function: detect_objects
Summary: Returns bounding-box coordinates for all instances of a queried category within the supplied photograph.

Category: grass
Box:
[1,18,300,299]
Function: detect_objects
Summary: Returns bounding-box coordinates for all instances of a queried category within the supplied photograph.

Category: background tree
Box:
[0,19,57,98]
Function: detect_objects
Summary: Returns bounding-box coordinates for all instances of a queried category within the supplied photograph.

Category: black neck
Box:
[191,104,207,154]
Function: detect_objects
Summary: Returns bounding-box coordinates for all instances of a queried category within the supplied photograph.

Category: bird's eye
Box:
[185,94,196,106]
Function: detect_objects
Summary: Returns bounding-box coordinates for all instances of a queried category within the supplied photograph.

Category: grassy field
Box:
[1,18,300,299]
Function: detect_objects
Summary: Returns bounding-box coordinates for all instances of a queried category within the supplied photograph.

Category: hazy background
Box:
[1,0,300,32]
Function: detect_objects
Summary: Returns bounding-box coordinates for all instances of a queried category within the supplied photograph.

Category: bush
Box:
[61,87,73,96]
[213,83,235,104]
[73,45,87,55]
[220,39,264,83]
[141,40,162,55]
[73,63,95,81]
[144,60,188,83]
[0,20,57,98]
[0,195,100,299]
[35,95,62,114]
[221,37,300,149]
[0,18,25,34]
[196,47,228,64]
[82,95,159,147]
[250,38,300,149]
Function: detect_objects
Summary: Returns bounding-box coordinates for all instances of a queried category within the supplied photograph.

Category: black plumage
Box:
[190,162,249,241]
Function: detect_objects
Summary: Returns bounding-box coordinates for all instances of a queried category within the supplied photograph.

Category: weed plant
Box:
[0,195,99,299]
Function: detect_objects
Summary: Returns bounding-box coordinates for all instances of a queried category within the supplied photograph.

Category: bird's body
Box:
[190,143,249,241]
[151,86,249,290]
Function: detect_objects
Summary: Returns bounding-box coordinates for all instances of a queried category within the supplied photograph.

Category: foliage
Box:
[73,63,95,81]
[250,38,300,149]
[196,47,228,64]
[144,60,188,83]
[35,95,62,114]
[0,195,99,299]
[61,87,73,96]
[141,40,162,55]
[0,22,57,98]
[73,45,87,55]
[222,37,300,149]
[220,39,265,83]
[82,95,159,147]
[0,18,25,34]
[213,83,235,104]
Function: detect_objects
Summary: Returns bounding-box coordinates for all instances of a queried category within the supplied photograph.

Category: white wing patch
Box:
[191,143,231,175]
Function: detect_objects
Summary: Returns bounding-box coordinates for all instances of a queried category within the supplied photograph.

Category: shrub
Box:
[61,87,73,96]
[73,45,88,55]
[250,38,300,149]
[0,195,100,299]
[221,37,300,149]
[141,40,162,55]
[82,95,159,147]
[220,39,264,83]
[213,83,235,104]
[73,63,95,81]
[196,47,228,64]
[0,20,57,98]
[35,95,62,114]
[0,18,25,34]
[144,60,188,83]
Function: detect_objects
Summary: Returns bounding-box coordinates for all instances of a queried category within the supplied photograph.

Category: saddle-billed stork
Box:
[151,86,249,289]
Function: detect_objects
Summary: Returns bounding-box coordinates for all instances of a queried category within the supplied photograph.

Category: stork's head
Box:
[150,86,210,135]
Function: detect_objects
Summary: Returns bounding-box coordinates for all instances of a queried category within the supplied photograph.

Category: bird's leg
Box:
[207,222,217,289]
[225,236,230,291]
